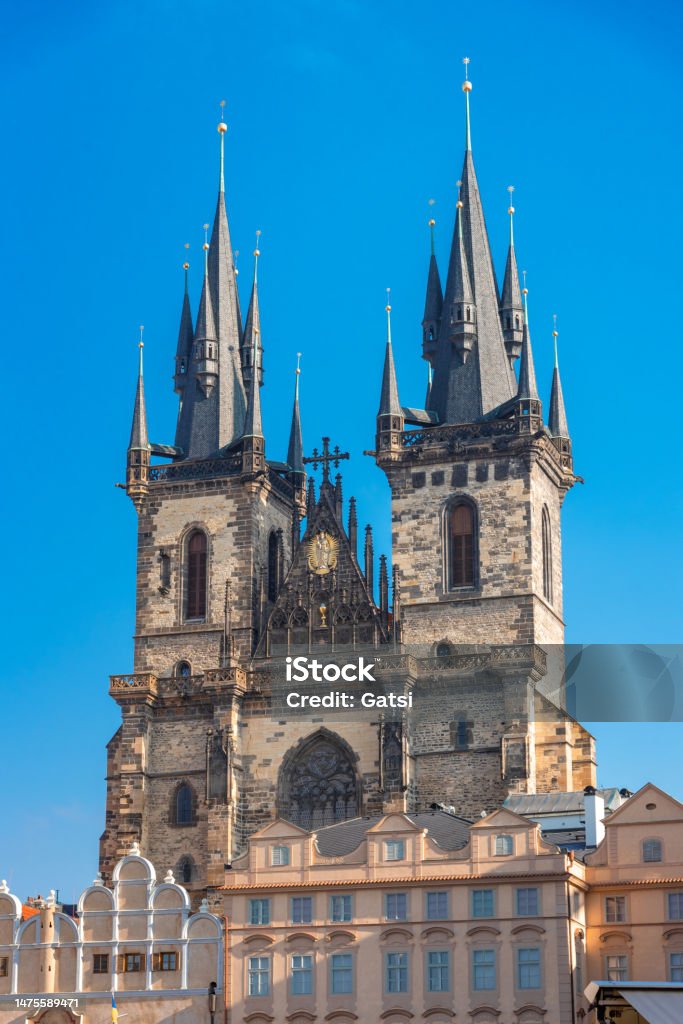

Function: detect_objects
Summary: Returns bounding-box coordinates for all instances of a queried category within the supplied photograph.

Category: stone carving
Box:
[279,735,360,829]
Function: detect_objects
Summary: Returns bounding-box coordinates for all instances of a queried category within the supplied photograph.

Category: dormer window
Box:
[271,845,290,866]
[494,834,514,856]
[385,840,405,862]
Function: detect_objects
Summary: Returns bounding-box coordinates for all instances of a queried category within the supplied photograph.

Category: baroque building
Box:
[101,72,596,900]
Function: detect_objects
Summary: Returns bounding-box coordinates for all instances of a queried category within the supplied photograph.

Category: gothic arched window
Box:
[185,530,207,621]
[447,501,476,589]
[542,507,553,604]
[278,732,360,830]
[267,532,279,604]
[173,783,195,826]
[175,660,191,679]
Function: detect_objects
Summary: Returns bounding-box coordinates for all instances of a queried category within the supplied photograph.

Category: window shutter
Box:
[152,953,161,972]
[115,955,125,973]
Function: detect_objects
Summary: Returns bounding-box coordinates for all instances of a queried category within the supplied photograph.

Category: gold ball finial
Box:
[552,330,558,337]
[254,249,260,257]
[462,56,472,92]
[203,242,210,251]
[183,261,190,270]
[184,242,190,249]
[218,99,227,133]
[428,218,436,227]
[456,200,463,209]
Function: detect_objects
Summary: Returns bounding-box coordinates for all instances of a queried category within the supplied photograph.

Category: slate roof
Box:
[504,788,624,817]
[314,810,472,857]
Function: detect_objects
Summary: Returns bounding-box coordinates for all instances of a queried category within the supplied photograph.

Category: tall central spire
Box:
[175,109,247,458]
[429,62,516,425]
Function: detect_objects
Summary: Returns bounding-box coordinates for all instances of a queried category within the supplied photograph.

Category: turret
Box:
[126,332,151,511]
[448,190,477,364]
[194,228,219,397]
[240,315,265,478]
[376,295,404,454]
[500,187,524,365]
[421,217,443,365]
[241,233,264,388]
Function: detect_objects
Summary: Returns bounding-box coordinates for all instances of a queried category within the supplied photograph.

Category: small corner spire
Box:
[516,275,540,403]
[378,290,402,417]
[242,231,264,388]
[549,315,571,441]
[127,327,151,510]
[287,352,304,475]
[422,198,443,367]
[500,185,524,365]
[129,326,149,450]
[217,100,227,193]
[462,57,472,152]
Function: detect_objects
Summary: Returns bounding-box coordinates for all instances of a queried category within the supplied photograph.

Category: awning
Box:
[619,988,683,1023]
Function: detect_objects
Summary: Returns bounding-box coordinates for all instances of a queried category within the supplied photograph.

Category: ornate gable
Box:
[258,472,387,655]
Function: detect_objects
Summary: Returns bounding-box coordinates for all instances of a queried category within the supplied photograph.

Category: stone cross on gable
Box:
[303,437,350,483]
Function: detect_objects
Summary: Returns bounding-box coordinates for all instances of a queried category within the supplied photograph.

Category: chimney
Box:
[584,786,605,848]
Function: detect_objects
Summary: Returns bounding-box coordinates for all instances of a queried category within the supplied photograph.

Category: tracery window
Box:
[185,530,207,620]
[279,733,360,829]
[447,501,476,589]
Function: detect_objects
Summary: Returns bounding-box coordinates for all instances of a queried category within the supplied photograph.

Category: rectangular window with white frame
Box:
[290,954,313,995]
[291,896,313,924]
[271,845,290,866]
[330,894,352,923]
[385,892,408,920]
[668,893,683,920]
[330,953,353,994]
[605,955,628,982]
[605,896,626,923]
[427,950,449,992]
[92,954,109,974]
[472,948,496,991]
[248,956,271,997]
[426,891,448,920]
[249,899,270,926]
[472,889,495,918]
[670,952,683,982]
[516,887,540,916]
[385,840,405,861]
[386,952,409,993]
[517,947,542,989]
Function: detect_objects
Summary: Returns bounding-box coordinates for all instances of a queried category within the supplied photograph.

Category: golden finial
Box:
[296,352,302,374]
[183,241,190,271]
[385,286,391,313]
[428,199,436,254]
[203,224,210,252]
[217,99,227,134]
[522,269,528,295]
[552,314,559,367]
[456,179,463,209]
[507,184,515,216]
[462,56,472,92]
[139,325,144,349]
[254,228,261,258]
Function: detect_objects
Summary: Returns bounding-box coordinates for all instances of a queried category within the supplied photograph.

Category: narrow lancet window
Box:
[449,502,475,588]
[186,531,207,620]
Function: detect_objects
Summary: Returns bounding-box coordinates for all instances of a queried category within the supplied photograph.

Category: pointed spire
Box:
[378,292,402,416]
[422,206,443,365]
[242,232,264,388]
[195,227,218,343]
[500,186,524,365]
[129,328,149,450]
[174,246,194,393]
[549,318,570,439]
[348,497,358,557]
[287,353,304,474]
[365,525,374,599]
[306,476,316,519]
[516,278,540,403]
[378,554,389,624]
[206,106,246,444]
[242,324,263,439]
[463,57,472,151]
[429,64,516,423]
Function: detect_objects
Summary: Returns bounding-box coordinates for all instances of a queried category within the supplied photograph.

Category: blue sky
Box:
[2,0,682,902]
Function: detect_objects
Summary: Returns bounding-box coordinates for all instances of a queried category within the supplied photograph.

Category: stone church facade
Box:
[101,75,596,900]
